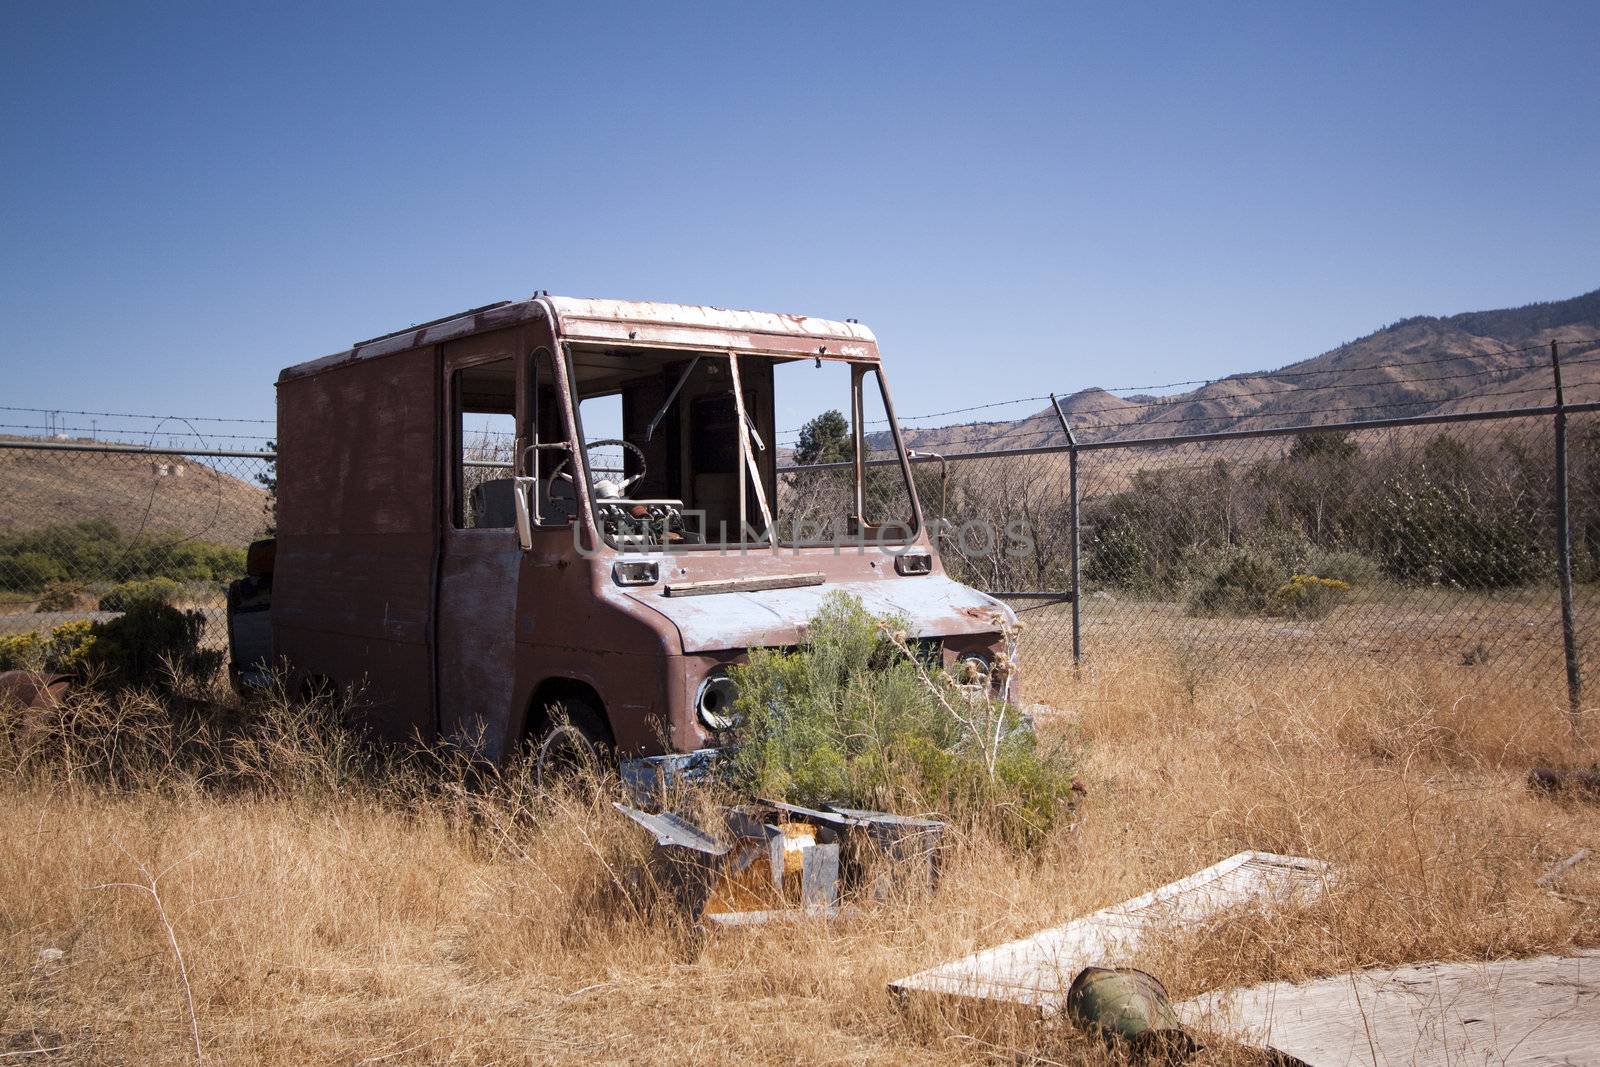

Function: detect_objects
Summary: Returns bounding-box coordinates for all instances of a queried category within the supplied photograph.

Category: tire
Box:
[531,698,610,790]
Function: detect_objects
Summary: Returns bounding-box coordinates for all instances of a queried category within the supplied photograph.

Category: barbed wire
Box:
[0,404,275,424]
[0,423,276,443]
[16,337,1600,450]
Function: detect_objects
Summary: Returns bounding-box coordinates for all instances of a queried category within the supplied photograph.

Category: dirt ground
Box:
[0,652,1596,1064]
[1012,583,1600,684]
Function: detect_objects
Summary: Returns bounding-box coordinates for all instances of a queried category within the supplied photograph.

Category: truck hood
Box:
[624,576,1014,653]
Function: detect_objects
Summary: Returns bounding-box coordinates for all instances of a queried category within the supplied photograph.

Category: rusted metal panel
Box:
[279,295,881,386]
[437,534,520,757]
[0,671,69,710]
[662,572,826,597]
[275,341,439,738]
[547,297,877,344]
[627,574,1014,653]
[279,300,544,383]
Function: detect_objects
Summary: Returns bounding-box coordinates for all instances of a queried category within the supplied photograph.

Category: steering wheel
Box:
[546,439,647,500]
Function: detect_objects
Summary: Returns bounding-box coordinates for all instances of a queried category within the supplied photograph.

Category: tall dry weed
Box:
[0,653,1593,1063]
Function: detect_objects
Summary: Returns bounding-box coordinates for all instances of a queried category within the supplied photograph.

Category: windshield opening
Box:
[564,345,918,550]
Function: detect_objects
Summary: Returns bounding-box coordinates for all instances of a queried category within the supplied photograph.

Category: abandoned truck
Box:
[230,294,1017,769]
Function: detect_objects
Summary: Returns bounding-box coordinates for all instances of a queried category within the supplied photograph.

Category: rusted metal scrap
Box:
[612,804,731,918]
[614,798,949,926]
[618,748,724,808]
[0,670,70,711]
[765,799,947,900]
[1528,765,1600,799]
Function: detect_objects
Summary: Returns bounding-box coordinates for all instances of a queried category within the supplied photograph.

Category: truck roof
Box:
[278,294,879,384]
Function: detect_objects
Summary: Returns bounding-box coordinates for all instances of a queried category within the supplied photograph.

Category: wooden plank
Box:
[662,572,825,597]
[1178,950,1600,1066]
[891,851,1331,1013]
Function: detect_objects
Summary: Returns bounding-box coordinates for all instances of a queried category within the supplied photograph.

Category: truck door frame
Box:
[435,328,532,759]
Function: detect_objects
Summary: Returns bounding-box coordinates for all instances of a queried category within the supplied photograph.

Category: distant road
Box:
[0,610,120,634]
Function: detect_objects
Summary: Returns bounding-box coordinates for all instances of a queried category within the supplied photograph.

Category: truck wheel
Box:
[532,699,610,790]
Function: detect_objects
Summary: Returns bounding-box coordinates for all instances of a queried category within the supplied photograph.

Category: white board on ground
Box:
[890,851,1331,1013]
[1178,950,1600,1067]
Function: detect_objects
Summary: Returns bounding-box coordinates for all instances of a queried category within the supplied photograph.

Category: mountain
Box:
[880,288,1600,453]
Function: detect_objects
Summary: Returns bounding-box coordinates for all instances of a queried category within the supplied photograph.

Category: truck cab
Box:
[243,295,1015,767]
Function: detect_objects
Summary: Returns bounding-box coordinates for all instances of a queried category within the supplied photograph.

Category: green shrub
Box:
[0,520,244,593]
[727,592,1079,847]
[98,577,182,612]
[1187,549,1282,617]
[1268,574,1350,619]
[5,551,65,590]
[33,581,86,612]
[0,603,218,688]
[0,620,95,674]
[85,600,221,688]
[1374,480,1543,588]
[1300,548,1381,587]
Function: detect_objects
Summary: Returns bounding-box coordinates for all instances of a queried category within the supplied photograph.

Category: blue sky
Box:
[2,1,1597,446]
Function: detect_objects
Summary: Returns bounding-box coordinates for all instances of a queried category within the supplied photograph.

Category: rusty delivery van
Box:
[231,294,1017,771]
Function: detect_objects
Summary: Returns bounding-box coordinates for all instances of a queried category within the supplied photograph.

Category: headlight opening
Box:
[696,670,740,731]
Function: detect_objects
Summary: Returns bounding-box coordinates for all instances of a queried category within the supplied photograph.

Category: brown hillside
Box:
[0,437,271,546]
[887,287,1600,452]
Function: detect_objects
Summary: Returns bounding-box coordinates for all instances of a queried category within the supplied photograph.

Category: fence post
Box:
[1050,394,1082,668]
[1552,340,1583,721]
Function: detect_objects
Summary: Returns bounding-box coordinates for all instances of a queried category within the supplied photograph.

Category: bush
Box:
[1374,479,1543,588]
[1268,574,1350,619]
[0,520,244,593]
[0,602,218,688]
[1187,549,1282,617]
[33,581,87,612]
[0,620,95,674]
[728,592,1079,847]
[98,577,182,612]
[86,601,221,688]
[1300,548,1381,587]
[4,551,65,590]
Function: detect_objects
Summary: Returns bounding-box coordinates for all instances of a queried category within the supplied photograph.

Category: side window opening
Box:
[453,358,517,530]
[525,347,578,528]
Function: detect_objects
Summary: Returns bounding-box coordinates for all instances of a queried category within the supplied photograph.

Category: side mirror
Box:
[512,476,535,550]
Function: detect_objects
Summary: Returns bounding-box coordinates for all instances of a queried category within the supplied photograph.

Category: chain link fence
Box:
[0,441,276,641]
[865,404,1600,701]
[6,397,1598,703]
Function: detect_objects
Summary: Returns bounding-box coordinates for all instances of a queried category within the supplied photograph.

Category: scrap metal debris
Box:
[619,749,723,808]
[614,798,947,927]
[1528,765,1600,800]
[0,670,69,711]
[890,851,1331,1016]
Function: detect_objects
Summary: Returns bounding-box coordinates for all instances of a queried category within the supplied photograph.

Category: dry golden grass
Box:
[1,654,1596,1064]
